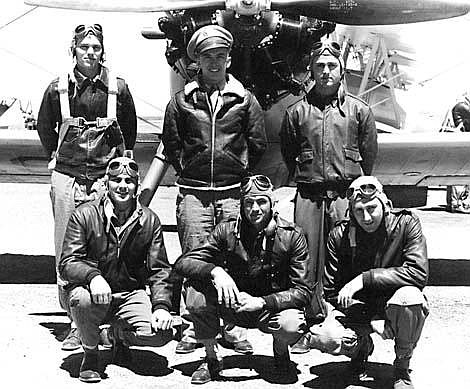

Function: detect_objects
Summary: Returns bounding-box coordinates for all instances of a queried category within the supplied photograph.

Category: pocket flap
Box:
[296,150,314,163]
[344,147,363,162]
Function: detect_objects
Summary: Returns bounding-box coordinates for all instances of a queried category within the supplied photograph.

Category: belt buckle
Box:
[326,190,338,199]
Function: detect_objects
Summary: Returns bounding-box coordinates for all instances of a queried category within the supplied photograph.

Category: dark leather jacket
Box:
[174,215,312,313]
[324,209,428,312]
[37,66,137,181]
[59,196,173,312]
[280,86,377,186]
[162,74,267,188]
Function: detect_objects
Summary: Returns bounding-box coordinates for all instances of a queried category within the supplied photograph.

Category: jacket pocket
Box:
[222,145,245,168]
[343,147,364,178]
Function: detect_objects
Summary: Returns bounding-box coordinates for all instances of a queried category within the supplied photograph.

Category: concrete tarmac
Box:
[1,184,469,388]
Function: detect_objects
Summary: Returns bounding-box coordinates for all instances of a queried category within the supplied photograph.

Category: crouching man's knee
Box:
[185,284,217,314]
[387,286,427,307]
[307,319,360,357]
[265,309,306,345]
[386,286,429,361]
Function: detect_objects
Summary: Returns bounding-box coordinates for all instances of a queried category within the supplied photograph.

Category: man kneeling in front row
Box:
[59,156,174,383]
[305,176,429,389]
[174,175,312,384]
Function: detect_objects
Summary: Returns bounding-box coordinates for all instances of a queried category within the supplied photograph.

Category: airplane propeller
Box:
[25,0,470,25]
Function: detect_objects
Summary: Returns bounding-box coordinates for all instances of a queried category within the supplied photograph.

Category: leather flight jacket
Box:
[162,74,267,188]
[280,86,378,186]
[324,209,429,314]
[174,215,312,313]
[59,196,173,312]
[54,72,124,181]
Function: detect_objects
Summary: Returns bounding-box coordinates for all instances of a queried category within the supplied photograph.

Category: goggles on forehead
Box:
[241,174,273,194]
[310,41,341,59]
[106,159,139,178]
[74,24,103,40]
[346,183,381,201]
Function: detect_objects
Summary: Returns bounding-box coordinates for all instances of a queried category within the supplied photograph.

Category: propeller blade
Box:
[272,0,470,25]
[24,0,224,12]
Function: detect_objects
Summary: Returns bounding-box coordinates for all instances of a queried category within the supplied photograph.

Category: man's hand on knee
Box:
[210,266,240,308]
[152,309,174,331]
[89,275,112,304]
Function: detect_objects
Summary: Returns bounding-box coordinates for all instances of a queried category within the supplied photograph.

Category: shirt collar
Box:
[73,64,109,91]
[184,74,245,99]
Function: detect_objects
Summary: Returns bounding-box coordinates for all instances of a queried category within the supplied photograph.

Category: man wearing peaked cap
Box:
[140,23,266,356]
[186,25,233,61]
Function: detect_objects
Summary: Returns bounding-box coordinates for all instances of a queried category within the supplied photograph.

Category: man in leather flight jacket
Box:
[59,157,173,383]
[279,41,377,352]
[155,25,267,355]
[305,176,429,389]
[36,24,137,351]
[174,175,311,384]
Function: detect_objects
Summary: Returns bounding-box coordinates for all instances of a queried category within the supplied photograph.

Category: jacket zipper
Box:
[206,92,218,188]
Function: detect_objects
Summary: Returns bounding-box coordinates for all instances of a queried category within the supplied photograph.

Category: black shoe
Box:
[191,358,222,385]
[394,368,414,389]
[350,334,374,379]
[175,340,200,354]
[233,340,254,355]
[79,348,101,383]
[218,338,254,354]
[109,326,132,365]
[290,333,310,354]
[62,327,81,351]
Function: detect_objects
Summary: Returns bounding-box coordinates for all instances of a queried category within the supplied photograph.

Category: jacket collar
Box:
[184,74,245,99]
[72,64,109,91]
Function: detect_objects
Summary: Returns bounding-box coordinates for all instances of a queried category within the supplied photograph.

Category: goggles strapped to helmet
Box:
[106,158,139,178]
[346,183,381,201]
[310,41,342,59]
[73,24,103,45]
[240,174,273,195]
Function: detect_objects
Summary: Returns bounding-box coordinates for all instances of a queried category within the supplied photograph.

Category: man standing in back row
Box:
[140,24,267,355]
[36,23,137,351]
[280,40,377,351]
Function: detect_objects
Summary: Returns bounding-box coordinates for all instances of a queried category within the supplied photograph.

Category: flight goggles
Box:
[106,157,139,178]
[240,175,273,196]
[310,41,341,59]
[346,183,381,201]
[74,24,103,41]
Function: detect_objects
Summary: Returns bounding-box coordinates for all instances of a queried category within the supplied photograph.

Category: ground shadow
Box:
[0,254,55,283]
[173,354,299,384]
[60,349,173,379]
[304,361,394,389]
[39,321,70,342]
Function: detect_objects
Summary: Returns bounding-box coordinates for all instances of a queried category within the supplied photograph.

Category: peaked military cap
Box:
[187,25,233,61]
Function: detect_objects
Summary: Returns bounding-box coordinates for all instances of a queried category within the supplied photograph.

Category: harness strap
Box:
[58,73,71,120]
[107,71,117,119]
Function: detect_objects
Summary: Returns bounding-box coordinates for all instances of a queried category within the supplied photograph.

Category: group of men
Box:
[36,23,429,389]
